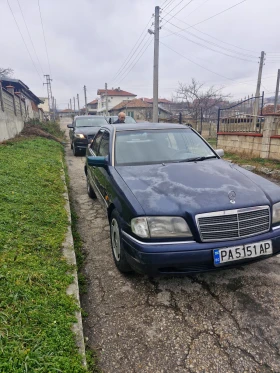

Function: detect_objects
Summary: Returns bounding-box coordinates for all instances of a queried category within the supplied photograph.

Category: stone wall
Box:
[217,115,280,160]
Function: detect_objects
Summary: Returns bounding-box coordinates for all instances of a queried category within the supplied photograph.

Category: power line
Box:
[160,41,256,87]
[163,0,247,38]
[118,41,152,84]
[117,39,152,84]
[110,16,153,83]
[38,0,52,76]
[164,24,256,62]
[162,0,177,11]
[111,33,150,83]
[16,0,44,75]
[162,13,259,56]
[7,0,42,82]
[183,0,212,18]
[161,0,194,27]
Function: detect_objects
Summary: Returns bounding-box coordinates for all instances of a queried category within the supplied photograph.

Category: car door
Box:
[87,129,105,204]
[69,119,76,141]
[94,130,110,203]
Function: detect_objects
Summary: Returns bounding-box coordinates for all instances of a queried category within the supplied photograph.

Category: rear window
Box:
[76,117,107,127]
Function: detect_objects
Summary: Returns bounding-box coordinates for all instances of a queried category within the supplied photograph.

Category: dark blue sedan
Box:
[84,122,280,275]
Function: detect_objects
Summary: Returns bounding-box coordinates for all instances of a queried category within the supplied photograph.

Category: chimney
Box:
[118,87,120,91]
[6,85,15,95]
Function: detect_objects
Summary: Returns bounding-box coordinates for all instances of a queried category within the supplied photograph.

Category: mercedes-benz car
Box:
[84,122,280,275]
[67,115,108,156]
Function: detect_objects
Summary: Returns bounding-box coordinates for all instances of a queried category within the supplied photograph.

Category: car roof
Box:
[100,122,191,132]
[75,115,107,119]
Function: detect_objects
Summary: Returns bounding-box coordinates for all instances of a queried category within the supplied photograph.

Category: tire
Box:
[87,174,97,199]
[110,210,132,273]
[70,142,73,149]
[73,143,79,156]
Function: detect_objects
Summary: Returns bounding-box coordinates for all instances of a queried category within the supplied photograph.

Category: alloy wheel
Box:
[111,218,121,261]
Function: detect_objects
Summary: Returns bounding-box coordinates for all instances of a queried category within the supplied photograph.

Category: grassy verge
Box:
[0,137,87,372]
[223,152,280,171]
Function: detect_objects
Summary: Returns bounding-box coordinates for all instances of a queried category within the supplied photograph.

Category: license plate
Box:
[213,240,272,266]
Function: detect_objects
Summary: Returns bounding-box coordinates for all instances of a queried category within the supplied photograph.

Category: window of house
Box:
[128,111,134,118]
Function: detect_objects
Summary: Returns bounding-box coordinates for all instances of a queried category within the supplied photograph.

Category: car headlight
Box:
[131,216,192,238]
[272,202,280,226]
[74,133,86,139]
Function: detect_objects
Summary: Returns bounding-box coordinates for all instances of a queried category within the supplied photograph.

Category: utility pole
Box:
[44,74,53,120]
[105,83,108,116]
[84,85,88,115]
[253,51,265,126]
[73,97,76,114]
[274,69,280,113]
[77,94,80,115]
[70,98,72,111]
[52,96,55,121]
[152,6,160,123]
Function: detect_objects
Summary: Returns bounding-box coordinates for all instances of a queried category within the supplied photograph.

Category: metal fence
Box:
[217,93,264,133]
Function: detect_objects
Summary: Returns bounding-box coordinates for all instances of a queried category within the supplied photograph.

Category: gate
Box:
[217,92,264,134]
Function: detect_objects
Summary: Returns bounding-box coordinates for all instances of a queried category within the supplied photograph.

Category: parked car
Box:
[67,115,108,156]
[106,115,136,124]
[84,122,280,275]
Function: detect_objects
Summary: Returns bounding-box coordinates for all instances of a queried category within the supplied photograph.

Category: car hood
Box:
[116,160,280,216]
[75,126,100,135]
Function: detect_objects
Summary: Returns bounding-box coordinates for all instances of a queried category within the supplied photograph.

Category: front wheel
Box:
[110,210,132,273]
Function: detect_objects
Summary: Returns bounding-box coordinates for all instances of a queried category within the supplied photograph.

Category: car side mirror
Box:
[87,156,108,167]
[216,149,224,158]
[109,118,112,124]
[67,123,74,128]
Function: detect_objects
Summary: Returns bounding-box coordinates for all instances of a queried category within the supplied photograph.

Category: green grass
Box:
[206,138,217,148]
[0,138,87,372]
[224,152,280,170]
[28,119,65,140]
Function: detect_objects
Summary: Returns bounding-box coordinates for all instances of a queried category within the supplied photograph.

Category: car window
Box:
[98,131,110,157]
[91,130,104,154]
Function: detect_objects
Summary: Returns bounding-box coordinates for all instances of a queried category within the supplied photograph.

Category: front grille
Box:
[196,206,270,242]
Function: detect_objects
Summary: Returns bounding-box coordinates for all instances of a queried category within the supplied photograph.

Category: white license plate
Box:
[213,240,272,266]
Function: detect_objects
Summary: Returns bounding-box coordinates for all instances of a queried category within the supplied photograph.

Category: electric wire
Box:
[117,39,152,84]
[164,25,256,62]
[118,40,152,84]
[160,41,256,87]
[7,0,43,82]
[163,21,257,61]
[163,0,247,38]
[161,0,194,27]
[162,13,259,56]
[162,0,177,11]
[16,0,44,75]
[110,16,153,83]
[38,0,52,76]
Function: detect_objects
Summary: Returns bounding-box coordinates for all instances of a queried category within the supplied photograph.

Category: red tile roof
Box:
[261,104,280,115]
[110,99,152,111]
[141,97,172,104]
[97,88,136,97]
[88,99,98,105]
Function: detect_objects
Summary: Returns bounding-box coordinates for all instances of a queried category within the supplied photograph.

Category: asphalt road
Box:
[60,118,280,373]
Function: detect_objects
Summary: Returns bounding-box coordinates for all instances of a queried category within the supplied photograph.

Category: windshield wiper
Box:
[177,155,217,163]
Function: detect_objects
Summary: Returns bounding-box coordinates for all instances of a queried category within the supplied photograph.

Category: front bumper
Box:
[121,228,280,275]
[73,139,88,150]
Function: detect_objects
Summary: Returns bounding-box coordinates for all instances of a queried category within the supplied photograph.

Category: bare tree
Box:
[176,79,230,122]
[0,68,14,79]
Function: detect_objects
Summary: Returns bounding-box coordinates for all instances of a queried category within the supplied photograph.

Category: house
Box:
[97,87,137,114]
[261,103,280,115]
[109,98,172,122]
[1,78,43,121]
[141,97,173,111]
[38,97,50,120]
[87,99,98,115]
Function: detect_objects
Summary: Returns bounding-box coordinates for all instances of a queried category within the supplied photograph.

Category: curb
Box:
[61,164,87,369]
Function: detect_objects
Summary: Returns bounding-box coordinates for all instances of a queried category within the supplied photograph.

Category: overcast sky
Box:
[1,0,280,108]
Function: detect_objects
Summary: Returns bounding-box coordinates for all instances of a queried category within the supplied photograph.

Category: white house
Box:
[97,87,137,114]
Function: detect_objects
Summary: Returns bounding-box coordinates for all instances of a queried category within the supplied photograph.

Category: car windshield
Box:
[115,129,216,166]
[76,117,107,127]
